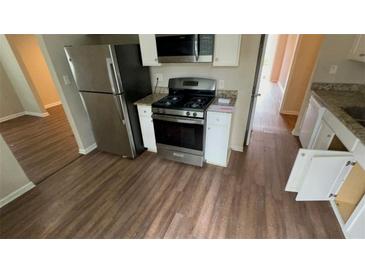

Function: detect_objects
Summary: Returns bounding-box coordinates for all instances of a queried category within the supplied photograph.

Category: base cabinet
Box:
[286,128,365,238]
[205,111,232,167]
[137,105,157,152]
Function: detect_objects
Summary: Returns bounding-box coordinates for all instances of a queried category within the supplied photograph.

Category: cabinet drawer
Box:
[207,111,231,126]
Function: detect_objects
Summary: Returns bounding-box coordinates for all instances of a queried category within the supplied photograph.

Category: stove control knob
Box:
[193,112,197,117]
[186,111,190,116]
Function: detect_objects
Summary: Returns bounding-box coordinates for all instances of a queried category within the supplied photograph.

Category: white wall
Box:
[38,35,99,153]
[0,134,34,208]
[313,34,365,84]
[7,35,61,108]
[150,35,262,150]
[0,35,45,115]
[0,61,25,120]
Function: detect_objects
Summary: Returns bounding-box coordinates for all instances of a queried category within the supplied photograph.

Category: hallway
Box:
[0,105,80,184]
[253,83,297,134]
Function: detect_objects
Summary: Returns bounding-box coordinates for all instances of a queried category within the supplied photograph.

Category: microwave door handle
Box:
[194,34,199,62]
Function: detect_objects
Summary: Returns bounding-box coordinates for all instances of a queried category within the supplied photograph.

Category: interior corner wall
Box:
[6,35,61,108]
[312,34,365,84]
[38,35,99,152]
[270,35,288,82]
[279,35,324,115]
[0,134,34,207]
[0,62,25,119]
[0,35,45,115]
[278,35,299,92]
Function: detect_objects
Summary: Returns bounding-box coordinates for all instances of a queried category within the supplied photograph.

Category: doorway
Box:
[0,35,80,184]
[246,34,324,145]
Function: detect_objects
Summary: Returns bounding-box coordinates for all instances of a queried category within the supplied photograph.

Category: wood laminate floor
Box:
[0,87,344,238]
[0,105,80,184]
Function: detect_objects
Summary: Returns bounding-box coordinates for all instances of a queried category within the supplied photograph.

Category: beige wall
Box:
[0,62,24,119]
[278,35,298,90]
[270,35,288,82]
[0,134,34,207]
[280,35,324,115]
[313,34,365,84]
[150,35,262,151]
[0,35,45,115]
[38,35,99,152]
[7,35,61,107]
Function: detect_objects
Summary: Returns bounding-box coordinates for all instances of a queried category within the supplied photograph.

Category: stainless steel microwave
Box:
[156,34,214,63]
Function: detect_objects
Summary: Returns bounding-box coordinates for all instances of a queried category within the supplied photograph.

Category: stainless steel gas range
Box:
[152,77,216,167]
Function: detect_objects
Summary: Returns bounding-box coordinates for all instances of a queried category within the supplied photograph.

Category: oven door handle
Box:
[152,114,204,125]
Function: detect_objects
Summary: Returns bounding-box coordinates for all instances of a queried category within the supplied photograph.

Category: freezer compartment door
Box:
[65,45,118,94]
[81,92,134,157]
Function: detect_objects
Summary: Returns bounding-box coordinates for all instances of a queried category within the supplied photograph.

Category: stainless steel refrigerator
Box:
[65,44,151,158]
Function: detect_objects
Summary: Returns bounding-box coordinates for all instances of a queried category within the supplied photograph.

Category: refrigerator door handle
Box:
[112,94,126,125]
[106,58,118,94]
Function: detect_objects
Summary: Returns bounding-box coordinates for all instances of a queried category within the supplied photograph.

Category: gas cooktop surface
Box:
[152,94,214,111]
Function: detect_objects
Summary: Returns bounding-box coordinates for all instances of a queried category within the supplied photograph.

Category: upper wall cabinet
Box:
[213,35,241,67]
[348,35,365,63]
[138,35,160,66]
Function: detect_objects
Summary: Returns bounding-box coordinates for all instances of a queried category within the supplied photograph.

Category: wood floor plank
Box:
[0,105,80,184]
[0,84,344,238]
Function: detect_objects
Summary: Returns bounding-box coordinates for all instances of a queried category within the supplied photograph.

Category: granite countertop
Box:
[311,83,365,145]
[134,93,166,106]
[208,90,237,113]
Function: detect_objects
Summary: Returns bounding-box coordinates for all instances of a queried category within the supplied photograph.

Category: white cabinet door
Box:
[137,105,157,152]
[285,148,353,200]
[205,112,232,166]
[348,34,365,63]
[299,97,324,148]
[213,35,241,67]
[345,195,365,239]
[138,35,160,66]
[312,120,335,150]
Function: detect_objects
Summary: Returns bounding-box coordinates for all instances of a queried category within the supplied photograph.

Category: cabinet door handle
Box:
[359,53,365,57]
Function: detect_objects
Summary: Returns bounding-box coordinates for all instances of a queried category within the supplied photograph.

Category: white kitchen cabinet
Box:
[137,105,157,152]
[286,131,365,238]
[213,35,241,67]
[205,111,232,167]
[348,34,365,63]
[311,120,335,150]
[299,96,325,148]
[138,35,160,66]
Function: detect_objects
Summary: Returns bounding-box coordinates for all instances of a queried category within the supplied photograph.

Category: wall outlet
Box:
[218,80,225,89]
[154,73,163,84]
[63,75,71,85]
[329,65,338,75]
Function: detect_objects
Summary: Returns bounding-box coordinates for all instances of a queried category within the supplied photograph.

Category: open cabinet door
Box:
[285,148,353,201]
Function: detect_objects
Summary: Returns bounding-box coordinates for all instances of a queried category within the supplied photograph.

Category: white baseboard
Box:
[45,101,62,109]
[280,110,299,116]
[0,111,25,123]
[0,182,35,208]
[231,145,244,152]
[79,143,97,155]
[291,128,300,136]
[25,111,49,117]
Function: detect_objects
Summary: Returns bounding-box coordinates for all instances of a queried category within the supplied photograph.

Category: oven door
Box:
[152,114,204,155]
[156,34,198,63]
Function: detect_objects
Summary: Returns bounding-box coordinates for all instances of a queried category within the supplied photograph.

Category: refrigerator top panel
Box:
[65,45,120,94]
